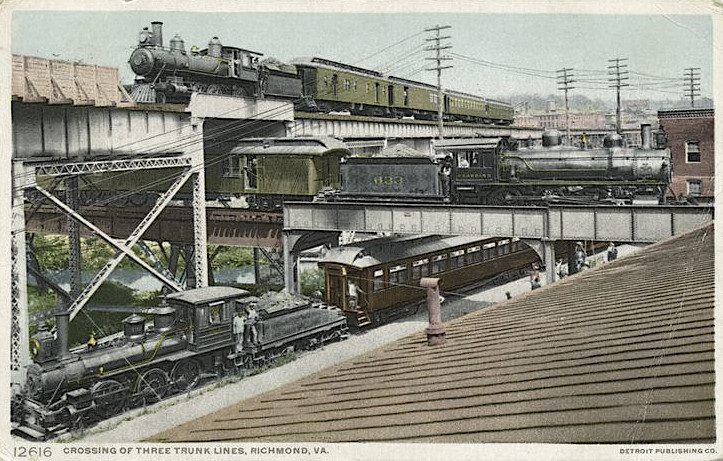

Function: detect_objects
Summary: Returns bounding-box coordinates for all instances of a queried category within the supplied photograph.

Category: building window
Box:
[686,141,701,162]
[687,180,702,196]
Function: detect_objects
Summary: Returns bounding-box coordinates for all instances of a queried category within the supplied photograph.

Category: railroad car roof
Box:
[317,235,496,268]
[149,223,714,444]
[444,88,512,107]
[166,286,248,305]
[229,137,350,156]
[290,57,384,77]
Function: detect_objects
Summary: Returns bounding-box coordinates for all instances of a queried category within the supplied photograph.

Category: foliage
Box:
[299,269,325,297]
[209,245,255,269]
[27,285,60,316]
[29,234,68,270]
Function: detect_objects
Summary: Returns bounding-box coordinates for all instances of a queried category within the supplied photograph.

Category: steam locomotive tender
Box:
[128,22,514,124]
[338,125,671,205]
[12,287,347,440]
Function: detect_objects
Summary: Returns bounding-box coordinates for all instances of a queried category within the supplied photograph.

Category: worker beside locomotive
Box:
[12,287,347,440]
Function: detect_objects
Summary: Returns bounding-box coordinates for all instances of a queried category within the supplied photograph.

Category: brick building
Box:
[657,108,714,202]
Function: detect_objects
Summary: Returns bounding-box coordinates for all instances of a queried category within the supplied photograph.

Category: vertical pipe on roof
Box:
[420,277,446,346]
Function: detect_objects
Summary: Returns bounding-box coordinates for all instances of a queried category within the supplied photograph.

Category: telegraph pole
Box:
[556,68,575,146]
[684,67,701,108]
[608,58,629,134]
[425,25,452,139]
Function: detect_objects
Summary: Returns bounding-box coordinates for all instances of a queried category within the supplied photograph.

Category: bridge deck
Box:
[284,202,713,243]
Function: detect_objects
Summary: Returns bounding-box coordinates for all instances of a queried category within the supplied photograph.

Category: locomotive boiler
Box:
[127,22,514,125]
[129,21,302,102]
[12,287,347,440]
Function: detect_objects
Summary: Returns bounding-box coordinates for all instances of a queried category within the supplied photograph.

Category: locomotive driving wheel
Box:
[136,368,169,404]
[91,379,127,418]
[171,359,201,392]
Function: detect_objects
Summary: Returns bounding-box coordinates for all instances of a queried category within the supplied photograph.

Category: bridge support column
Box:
[282,232,301,293]
[65,177,82,298]
[542,239,556,285]
[190,146,208,288]
[11,161,31,393]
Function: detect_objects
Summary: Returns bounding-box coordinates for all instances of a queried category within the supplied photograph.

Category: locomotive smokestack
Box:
[641,124,651,150]
[151,21,163,47]
[55,312,70,360]
[420,277,446,346]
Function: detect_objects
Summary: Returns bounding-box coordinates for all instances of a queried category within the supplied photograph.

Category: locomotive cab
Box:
[166,286,249,353]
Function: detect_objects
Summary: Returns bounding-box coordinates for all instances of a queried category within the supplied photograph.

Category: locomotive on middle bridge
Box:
[81,126,671,210]
[128,21,514,124]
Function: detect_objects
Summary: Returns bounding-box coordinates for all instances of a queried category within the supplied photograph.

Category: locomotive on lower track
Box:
[128,21,514,124]
[12,287,347,440]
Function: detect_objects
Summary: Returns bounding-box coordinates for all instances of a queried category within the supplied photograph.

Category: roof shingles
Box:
[149,224,714,444]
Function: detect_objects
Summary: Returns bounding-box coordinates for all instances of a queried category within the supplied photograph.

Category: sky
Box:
[7,5,716,104]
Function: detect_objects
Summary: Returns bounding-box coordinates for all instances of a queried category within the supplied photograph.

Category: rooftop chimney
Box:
[420,277,446,346]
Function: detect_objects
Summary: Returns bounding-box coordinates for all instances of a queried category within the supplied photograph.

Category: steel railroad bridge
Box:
[280,201,713,293]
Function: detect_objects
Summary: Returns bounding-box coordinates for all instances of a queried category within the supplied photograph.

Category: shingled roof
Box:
[149,224,714,444]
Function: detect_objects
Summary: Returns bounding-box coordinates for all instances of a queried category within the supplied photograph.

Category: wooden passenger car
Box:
[318,235,539,326]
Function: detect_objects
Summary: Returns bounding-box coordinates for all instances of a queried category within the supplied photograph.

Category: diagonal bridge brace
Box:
[34,169,193,321]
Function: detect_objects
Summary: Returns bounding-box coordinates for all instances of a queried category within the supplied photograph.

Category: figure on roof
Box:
[529,264,541,290]
[607,242,618,262]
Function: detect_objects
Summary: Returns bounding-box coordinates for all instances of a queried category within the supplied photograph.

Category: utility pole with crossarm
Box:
[425,25,452,139]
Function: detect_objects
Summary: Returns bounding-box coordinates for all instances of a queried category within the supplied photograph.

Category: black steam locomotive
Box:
[128,22,514,124]
[337,126,671,205]
[12,287,347,440]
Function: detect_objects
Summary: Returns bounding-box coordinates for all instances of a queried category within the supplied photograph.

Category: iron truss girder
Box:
[34,168,192,321]
[32,155,193,177]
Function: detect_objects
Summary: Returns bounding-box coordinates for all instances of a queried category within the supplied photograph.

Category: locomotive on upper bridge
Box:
[128,21,514,124]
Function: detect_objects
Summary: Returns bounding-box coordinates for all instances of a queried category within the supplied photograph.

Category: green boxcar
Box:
[224,137,349,209]
[71,137,348,209]
[294,58,390,110]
